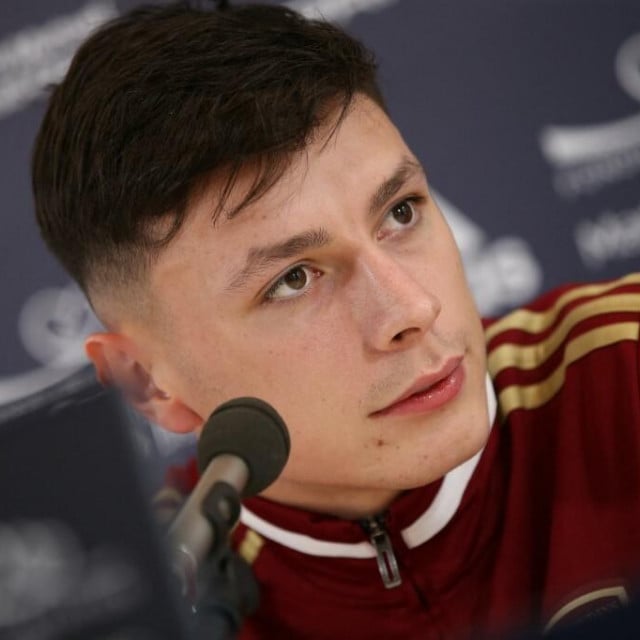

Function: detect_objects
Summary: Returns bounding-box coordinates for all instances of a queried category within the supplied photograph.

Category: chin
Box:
[425,421,490,484]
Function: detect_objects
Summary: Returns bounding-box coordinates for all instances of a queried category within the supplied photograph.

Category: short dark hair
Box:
[32,2,384,301]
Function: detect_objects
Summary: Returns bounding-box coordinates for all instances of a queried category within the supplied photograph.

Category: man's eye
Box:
[264,265,316,301]
[391,200,415,224]
[378,198,421,237]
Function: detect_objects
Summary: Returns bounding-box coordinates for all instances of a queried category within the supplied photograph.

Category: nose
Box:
[351,250,441,352]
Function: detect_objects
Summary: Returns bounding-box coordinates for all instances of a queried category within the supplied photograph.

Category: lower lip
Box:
[373,363,465,418]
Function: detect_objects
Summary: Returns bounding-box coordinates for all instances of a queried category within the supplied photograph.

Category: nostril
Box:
[392,327,419,343]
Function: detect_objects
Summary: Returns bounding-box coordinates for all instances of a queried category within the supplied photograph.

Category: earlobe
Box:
[85,333,202,434]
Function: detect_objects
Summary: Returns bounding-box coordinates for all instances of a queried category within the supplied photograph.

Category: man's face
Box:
[138,96,489,518]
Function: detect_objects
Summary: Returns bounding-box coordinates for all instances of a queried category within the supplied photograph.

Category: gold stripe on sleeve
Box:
[497,322,639,415]
[488,294,640,373]
[485,273,640,342]
[238,529,265,565]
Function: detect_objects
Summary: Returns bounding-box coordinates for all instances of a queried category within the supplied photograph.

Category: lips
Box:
[371,357,465,418]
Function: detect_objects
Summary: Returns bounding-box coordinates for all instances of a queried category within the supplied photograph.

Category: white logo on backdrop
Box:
[574,201,640,269]
[539,32,640,199]
[0,519,143,635]
[539,32,640,270]
[0,1,117,120]
[434,192,543,317]
[0,284,100,406]
[285,0,399,24]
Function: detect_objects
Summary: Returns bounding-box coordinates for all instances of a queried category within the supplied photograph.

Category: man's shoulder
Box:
[484,273,640,419]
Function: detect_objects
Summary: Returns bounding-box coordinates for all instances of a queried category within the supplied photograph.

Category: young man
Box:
[32,2,640,638]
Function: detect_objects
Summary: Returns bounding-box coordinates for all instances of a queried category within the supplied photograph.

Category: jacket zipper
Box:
[360,515,402,589]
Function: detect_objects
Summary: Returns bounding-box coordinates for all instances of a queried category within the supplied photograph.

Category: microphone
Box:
[168,397,290,601]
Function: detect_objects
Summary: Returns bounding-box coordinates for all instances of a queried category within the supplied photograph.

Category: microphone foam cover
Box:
[197,397,290,497]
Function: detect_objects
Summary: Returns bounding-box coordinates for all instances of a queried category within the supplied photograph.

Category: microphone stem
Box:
[169,454,249,602]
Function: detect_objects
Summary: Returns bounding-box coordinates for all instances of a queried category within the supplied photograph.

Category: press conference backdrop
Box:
[1,0,639,464]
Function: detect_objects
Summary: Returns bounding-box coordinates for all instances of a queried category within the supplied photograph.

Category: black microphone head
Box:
[197,397,290,497]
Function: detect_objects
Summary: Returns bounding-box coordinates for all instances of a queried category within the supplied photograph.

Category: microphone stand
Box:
[186,481,260,640]
[170,396,290,639]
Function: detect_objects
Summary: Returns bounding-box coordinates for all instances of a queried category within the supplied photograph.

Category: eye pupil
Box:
[392,201,413,224]
[284,267,308,290]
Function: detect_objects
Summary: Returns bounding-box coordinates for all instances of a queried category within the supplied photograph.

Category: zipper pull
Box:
[361,516,402,589]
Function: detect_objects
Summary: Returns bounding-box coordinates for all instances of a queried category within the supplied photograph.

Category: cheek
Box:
[201,315,358,409]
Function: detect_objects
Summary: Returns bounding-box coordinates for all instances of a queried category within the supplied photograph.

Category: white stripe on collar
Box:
[402,374,497,548]
[240,373,497,558]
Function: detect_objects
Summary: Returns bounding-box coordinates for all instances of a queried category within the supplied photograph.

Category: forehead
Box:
[150,96,414,291]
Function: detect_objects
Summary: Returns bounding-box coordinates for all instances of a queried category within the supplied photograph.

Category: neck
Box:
[261,482,402,520]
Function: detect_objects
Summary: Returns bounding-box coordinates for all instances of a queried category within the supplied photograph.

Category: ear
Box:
[85,332,202,434]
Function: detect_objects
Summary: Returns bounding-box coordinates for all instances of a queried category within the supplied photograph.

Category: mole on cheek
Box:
[376,439,386,447]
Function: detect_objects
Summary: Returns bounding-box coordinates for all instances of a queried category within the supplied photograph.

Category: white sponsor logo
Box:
[284,0,399,24]
[0,283,99,406]
[539,32,640,198]
[575,201,640,269]
[0,1,118,121]
[434,191,543,316]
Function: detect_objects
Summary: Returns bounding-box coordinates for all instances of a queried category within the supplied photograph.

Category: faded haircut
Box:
[32,1,385,304]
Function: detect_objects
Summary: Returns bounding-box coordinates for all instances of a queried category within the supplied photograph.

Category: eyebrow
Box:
[368,157,425,219]
[226,157,426,292]
[226,228,331,292]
